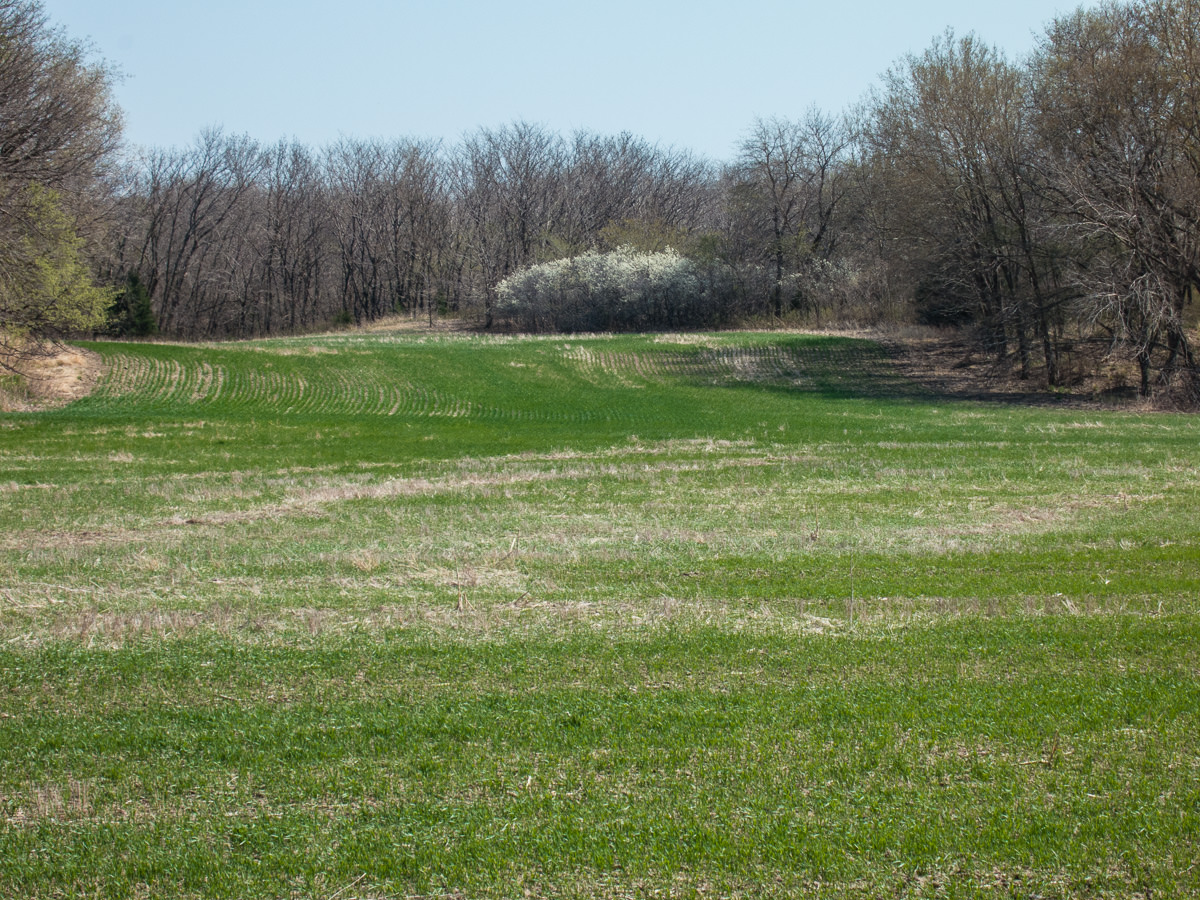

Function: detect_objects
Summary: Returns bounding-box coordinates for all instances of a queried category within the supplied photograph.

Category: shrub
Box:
[495,247,736,333]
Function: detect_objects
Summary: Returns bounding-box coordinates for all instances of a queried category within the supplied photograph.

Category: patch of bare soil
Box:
[0,346,106,411]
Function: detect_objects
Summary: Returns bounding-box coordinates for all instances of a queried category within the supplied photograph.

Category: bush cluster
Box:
[495,247,737,333]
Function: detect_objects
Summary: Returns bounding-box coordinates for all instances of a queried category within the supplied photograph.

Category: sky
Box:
[42,0,1073,162]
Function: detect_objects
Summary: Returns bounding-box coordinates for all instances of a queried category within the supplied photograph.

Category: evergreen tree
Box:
[110,272,157,338]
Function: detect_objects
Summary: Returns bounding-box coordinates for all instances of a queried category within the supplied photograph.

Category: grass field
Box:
[1,330,1198,898]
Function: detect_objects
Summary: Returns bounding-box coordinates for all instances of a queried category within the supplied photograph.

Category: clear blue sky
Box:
[43,0,1073,161]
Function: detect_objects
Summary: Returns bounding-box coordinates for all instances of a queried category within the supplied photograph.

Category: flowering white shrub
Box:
[495,247,735,332]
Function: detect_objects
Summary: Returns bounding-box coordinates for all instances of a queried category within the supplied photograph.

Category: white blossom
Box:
[496,247,729,332]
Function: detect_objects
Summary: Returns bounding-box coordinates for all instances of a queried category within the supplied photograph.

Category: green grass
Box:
[1,330,1198,898]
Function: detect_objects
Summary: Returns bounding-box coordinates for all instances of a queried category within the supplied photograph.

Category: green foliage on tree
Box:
[0,0,121,353]
[109,271,157,337]
[0,184,114,342]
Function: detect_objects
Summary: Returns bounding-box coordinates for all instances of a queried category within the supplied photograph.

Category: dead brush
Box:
[15,779,94,823]
[453,563,477,612]
[347,548,384,572]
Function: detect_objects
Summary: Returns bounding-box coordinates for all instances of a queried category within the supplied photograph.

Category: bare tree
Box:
[858,33,1076,379]
[0,0,120,188]
[378,139,453,320]
[560,131,658,252]
[454,123,566,326]
[321,138,455,326]
[117,130,266,338]
[258,140,329,333]
[324,139,388,325]
[1033,0,1200,396]
[728,110,849,319]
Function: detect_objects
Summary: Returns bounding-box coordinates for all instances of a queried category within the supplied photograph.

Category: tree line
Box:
[0,0,120,363]
[104,125,717,338]
[2,0,1199,398]
[98,109,885,340]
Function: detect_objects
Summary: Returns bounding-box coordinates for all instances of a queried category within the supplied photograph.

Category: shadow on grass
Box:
[695,338,1131,409]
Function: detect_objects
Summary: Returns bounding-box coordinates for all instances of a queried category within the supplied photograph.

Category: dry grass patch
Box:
[5,779,95,825]
[0,345,105,410]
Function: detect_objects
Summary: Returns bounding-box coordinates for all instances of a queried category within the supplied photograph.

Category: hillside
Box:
[1,331,1198,898]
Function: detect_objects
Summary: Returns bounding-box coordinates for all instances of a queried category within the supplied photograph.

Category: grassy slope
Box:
[0,331,1198,898]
